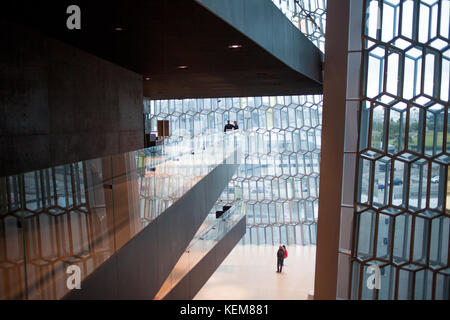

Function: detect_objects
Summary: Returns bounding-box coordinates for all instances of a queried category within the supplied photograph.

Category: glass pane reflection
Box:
[0,132,241,300]
[154,201,246,300]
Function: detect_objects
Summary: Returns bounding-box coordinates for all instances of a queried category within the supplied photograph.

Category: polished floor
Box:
[194,244,316,300]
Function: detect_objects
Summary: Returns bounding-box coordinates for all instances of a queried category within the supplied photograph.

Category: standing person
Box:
[233,120,239,130]
[224,120,234,132]
[283,245,288,266]
[276,245,284,273]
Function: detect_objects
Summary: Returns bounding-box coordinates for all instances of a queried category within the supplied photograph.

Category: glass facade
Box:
[272,0,327,51]
[145,1,328,246]
[145,95,322,245]
[350,0,449,299]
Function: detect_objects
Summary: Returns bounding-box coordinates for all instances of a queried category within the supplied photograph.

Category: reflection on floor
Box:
[194,244,316,300]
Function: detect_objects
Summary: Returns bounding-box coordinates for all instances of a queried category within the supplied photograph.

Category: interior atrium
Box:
[0,0,448,301]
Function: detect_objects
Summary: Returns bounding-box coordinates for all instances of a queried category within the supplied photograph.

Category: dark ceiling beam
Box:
[196,0,323,84]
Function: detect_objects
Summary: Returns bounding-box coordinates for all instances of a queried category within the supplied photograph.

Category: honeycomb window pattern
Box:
[272,0,327,52]
[145,95,323,245]
[351,0,449,299]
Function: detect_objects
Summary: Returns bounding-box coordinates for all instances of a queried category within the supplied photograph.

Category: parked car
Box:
[431,175,440,183]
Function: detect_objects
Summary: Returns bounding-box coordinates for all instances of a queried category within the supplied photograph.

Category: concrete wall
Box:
[0,21,144,177]
[313,0,350,300]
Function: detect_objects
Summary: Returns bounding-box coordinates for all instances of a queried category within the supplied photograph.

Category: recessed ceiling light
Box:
[228,44,242,49]
[144,77,151,80]
[177,65,188,69]
[114,27,125,31]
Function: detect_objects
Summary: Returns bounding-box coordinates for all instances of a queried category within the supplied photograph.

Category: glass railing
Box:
[0,131,242,300]
[154,201,246,300]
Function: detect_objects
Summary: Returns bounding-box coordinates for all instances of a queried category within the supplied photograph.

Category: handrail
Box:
[186,201,243,252]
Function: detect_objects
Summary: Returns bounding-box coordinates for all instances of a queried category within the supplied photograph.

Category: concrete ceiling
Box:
[2,0,323,99]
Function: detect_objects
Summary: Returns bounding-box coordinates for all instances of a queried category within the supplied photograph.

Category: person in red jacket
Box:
[276,246,284,273]
[282,245,288,266]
